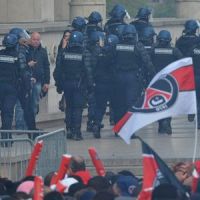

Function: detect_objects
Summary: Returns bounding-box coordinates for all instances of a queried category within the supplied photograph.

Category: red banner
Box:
[25,141,43,176]
[88,147,106,176]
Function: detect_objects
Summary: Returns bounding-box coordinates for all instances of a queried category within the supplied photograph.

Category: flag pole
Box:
[192,106,198,163]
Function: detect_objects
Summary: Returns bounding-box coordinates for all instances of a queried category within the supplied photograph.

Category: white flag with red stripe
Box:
[114,57,197,144]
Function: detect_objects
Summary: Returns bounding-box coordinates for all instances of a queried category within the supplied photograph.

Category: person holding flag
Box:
[151,30,183,134]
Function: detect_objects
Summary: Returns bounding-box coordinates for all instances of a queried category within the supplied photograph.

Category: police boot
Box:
[87,120,94,132]
[93,124,101,139]
[73,127,83,141]
[66,127,74,139]
[188,114,195,122]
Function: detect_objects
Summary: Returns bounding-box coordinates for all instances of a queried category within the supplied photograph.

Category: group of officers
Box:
[1,4,200,141]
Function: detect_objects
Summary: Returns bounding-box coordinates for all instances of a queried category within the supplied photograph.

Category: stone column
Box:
[0,0,54,23]
[176,0,200,19]
[70,0,106,22]
[54,0,70,21]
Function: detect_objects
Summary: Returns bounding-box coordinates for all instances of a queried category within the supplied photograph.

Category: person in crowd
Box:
[130,7,154,39]
[151,30,183,135]
[104,4,127,35]
[55,30,72,136]
[89,32,118,138]
[68,156,92,185]
[54,31,94,140]
[176,19,200,127]
[27,32,50,119]
[113,24,155,125]
[0,34,19,141]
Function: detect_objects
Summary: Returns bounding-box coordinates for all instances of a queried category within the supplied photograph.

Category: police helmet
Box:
[105,34,119,47]
[140,27,156,42]
[157,30,172,42]
[88,11,102,24]
[135,7,151,20]
[69,31,84,47]
[72,17,86,32]
[122,24,137,40]
[109,4,126,20]
[2,33,18,48]
[9,28,30,40]
[183,20,199,34]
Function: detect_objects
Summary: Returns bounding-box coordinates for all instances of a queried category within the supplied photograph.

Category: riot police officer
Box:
[176,20,200,126]
[0,33,19,139]
[9,28,36,130]
[151,30,182,134]
[89,32,118,138]
[104,4,127,35]
[139,26,157,88]
[113,24,154,125]
[54,31,93,140]
[86,11,103,35]
[71,16,87,33]
[176,20,200,123]
[130,7,154,39]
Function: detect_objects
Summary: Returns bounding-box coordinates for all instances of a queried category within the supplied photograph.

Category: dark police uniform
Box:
[0,46,19,138]
[151,43,182,134]
[113,40,154,124]
[92,43,115,138]
[54,33,93,140]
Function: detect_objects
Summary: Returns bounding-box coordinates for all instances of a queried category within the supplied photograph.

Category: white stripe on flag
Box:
[119,91,197,144]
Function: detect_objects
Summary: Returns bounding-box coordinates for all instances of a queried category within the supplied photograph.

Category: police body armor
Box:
[144,45,153,55]
[152,47,176,72]
[61,48,84,80]
[105,20,126,35]
[0,49,18,84]
[131,20,153,39]
[94,46,113,82]
[115,43,139,71]
[191,44,200,77]
[86,24,103,36]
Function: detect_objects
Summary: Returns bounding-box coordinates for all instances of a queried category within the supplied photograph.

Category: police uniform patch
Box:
[154,48,173,55]
[116,44,135,52]
[64,53,82,61]
[193,48,200,55]
[0,55,18,63]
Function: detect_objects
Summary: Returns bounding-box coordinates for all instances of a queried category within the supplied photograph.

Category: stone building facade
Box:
[0,0,198,123]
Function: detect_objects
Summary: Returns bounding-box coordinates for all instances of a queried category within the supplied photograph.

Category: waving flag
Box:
[114,57,196,144]
[136,137,189,200]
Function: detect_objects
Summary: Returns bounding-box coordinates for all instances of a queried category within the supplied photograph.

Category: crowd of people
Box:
[1,155,200,200]
[1,3,200,141]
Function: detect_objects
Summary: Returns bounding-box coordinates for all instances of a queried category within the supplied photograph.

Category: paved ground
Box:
[38,115,200,161]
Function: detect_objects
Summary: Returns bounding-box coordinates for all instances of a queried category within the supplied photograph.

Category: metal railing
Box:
[35,129,67,177]
[0,138,33,181]
[0,129,67,180]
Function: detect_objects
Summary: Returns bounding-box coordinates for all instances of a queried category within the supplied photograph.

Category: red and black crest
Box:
[132,74,179,113]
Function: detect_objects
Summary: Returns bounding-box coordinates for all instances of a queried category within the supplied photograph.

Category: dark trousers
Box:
[63,80,86,131]
[18,87,36,130]
[113,70,141,124]
[0,83,17,138]
[94,80,114,126]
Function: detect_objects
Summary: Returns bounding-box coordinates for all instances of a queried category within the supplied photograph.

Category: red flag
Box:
[114,58,196,144]
[192,160,200,193]
[137,137,189,200]
[50,154,71,185]
[88,147,106,176]
[34,176,44,200]
[25,140,43,176]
